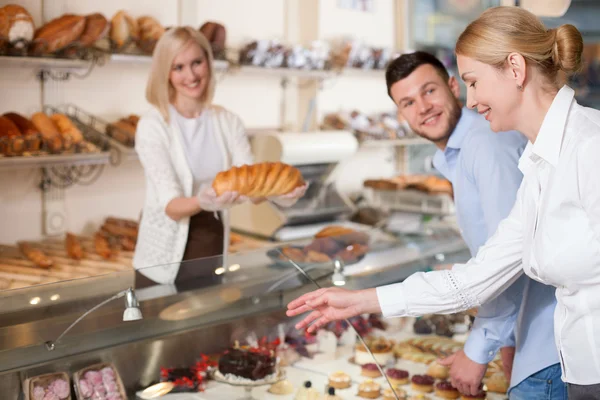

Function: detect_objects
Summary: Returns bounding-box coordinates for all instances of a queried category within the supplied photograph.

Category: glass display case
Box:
[0,225,471,399]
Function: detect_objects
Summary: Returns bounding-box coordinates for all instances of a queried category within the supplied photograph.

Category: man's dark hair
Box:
[385,51,450,99]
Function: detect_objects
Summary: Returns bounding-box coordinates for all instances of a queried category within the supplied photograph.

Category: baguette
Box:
[212,162,304,197]
[18,242,53,269]
[31,112,62,152]
[33,14,86,54]
[65,232,84,260]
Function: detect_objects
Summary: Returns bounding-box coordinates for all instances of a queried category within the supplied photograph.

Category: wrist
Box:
[358,288,381,314]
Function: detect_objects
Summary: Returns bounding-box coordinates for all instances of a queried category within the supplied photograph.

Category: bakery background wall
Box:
[0,0,420,242]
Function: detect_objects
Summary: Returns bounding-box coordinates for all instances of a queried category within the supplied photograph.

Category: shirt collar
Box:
[531,85,575,167]
[446,107,477,150]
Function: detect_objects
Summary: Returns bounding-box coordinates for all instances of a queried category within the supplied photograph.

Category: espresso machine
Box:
[229,130,361,241]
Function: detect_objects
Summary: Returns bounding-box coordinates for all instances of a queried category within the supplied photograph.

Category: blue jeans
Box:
[509,364,567,400]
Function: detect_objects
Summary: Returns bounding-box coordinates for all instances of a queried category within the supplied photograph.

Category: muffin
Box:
[361,363,382,378]
[358,379,381,399]
[435,381,460,399]
[386,368,409,386]
[328,371,351,389]
[410,375,435,393]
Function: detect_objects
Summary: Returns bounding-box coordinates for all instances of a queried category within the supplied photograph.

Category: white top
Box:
[171,105,224,194]
[377,86,600,385]
[133,105,253,283]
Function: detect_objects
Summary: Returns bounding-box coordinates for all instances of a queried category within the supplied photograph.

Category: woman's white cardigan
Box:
[133,105,253,284]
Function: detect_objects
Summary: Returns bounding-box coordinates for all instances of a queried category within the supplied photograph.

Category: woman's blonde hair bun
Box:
[551,24,584,74]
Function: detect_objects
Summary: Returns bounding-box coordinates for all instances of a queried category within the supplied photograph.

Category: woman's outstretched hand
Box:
[286,287,381,333]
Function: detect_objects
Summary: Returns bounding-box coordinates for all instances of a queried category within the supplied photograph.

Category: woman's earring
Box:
[517,84,523,91]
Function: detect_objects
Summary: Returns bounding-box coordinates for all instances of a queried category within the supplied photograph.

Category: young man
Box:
[385,52,563,399]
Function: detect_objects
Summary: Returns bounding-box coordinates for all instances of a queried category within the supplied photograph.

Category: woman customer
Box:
[287,7,600,399]
[134,27,306,289]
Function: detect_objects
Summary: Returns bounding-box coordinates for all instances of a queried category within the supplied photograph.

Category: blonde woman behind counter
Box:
[134,27,306,289]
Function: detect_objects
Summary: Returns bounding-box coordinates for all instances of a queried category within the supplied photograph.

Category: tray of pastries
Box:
[268,225,370,268]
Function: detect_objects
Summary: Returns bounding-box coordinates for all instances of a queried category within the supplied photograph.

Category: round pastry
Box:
[268,379,294,395]
[435,381,460,399]
[357,379,381,399]
[383,386,408,400]
[426,361,449,379]
[323,386,343,400]
[361,363,382,378]
[408,395,431,400]
[355,337,394,365]
[410,375,435,393]
[386,368,409,386]
[460,385,487,400]
[328,371,351,389]
[485,371,509,393]
[295,380,320,400]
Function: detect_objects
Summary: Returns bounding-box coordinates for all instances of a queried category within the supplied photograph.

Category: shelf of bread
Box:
[363,175,455,216]
[0,107,112,171]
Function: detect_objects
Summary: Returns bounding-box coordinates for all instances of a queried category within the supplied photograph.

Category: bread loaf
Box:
[110,10,138,49]
[0,116,23,155]
[315,225,370,246]
[31,112,62,152]
[65,232,84,260]
[94,232,113,259]
[0,4,35,47]
[199,21,226,56]
[0,116,21,137]
[137,16,164,53]
[78,13,109,46]
[50,113,84,147]
[212,162,304,197]
[108,120,136,145]
[18,242,53,269]
[33,14,86,54]
[3,112,37,136]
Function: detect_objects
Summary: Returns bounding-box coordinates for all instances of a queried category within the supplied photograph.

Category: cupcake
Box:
[361,363,382,378]
[268,379,294,395]
[328,371,351,389]
[358,379,381,399]
[386,368,409,386]
[435,381,460,399]
[410,375,435,393]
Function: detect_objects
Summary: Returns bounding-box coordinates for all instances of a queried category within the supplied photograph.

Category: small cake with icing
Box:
[295,380,320,400]
[323,386,343,400]
[357,379,381,399]
[217,344,276,383]
[268,379,294,395]
[460,386,487,400]
[383,386,408,399]
[328,371,351,389]
[411,375,435,393]
[361,363,382,378]
[435,381,460,399]
[386,368,409,386]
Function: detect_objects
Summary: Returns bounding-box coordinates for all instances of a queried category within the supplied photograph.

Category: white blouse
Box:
[377,86,600,385]
[171,105,224,194]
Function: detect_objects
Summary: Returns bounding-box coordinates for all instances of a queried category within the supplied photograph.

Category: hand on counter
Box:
[438,350,486,396]
[268,183,309,207]
[286,287,380,333]
[197,185,248,212]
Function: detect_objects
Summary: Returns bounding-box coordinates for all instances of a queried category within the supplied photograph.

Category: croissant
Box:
[212,162,305,197]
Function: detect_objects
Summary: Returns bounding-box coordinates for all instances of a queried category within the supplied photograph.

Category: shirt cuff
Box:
[376,283,408,318]
[463,328,501,364]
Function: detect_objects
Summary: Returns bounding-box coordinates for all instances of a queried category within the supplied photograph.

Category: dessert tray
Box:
[210,369,286,400]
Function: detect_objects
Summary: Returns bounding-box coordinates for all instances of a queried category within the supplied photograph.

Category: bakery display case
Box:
[0,223,476,399]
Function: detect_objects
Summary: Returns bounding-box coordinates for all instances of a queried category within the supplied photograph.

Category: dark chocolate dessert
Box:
[218,347,276,380]
[386,368,409,379]
[436,381,458,391]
